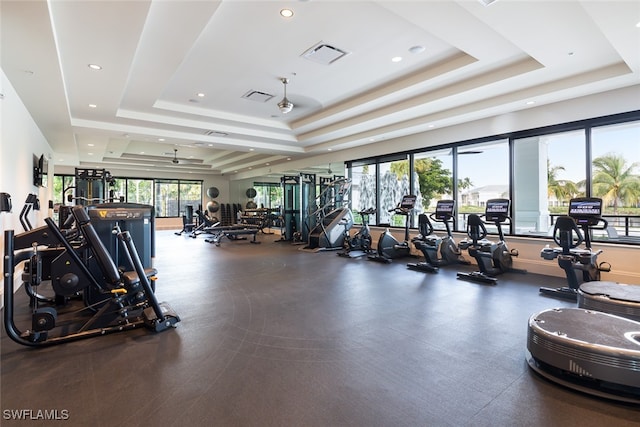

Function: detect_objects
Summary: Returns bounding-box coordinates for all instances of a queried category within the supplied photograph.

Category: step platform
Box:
[526,307,640,404]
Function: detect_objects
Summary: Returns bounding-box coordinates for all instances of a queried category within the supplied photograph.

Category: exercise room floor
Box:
[2,230,639,426]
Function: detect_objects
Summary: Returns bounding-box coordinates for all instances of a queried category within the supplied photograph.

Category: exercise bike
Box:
[338,208,375,258]
[457,199,524,284]
[368,195,416,264]
[408,200,469,273]
[539,197,611,300]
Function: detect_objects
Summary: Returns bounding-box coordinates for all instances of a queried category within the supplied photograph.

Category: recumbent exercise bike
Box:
[407,199,469,273]
[457,198,524,284]
[539,197,610,300]
[368,195,416,263]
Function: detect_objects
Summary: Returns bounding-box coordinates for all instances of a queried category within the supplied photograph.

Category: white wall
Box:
[1,68,54,291]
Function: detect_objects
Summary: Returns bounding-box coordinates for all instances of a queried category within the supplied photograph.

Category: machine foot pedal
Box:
[407,262,438,273]
[457,272,497,284]
[143,302,180,332]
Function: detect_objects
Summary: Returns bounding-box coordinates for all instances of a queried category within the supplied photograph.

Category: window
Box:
[349,162,377,225]
[591,121,640,241]
[179,180,203,215]
[52,175,74,206]
[513,130,586,236]
[253,182,282,209]
[412,149,453,230]
[109,178,127,202]
[155,180,179,217]
[378,156,409,226]
[456,140,509,233]
[126,179,154,206]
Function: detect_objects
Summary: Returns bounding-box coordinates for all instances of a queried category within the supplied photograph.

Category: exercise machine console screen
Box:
[434,200,454,221]
[485,199,509,222]
[568,197,602,225]
[399,194,417,210]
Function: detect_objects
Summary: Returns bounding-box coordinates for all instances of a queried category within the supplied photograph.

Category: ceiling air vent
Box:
[302,42,349,65]
[242,90,274,103]
[204,130,228,137]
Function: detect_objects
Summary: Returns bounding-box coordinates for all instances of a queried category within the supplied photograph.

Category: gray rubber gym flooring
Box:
[2,230,639,426]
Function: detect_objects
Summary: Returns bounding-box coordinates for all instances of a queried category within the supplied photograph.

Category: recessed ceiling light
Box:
[87,152,93,156]
[428,124,434,128]
[158,138,165,141]
[197,93,205,97]
[391,56,403,63]
[249,148,254,151]
[327,148,332,151]
[409,45,425,54]
[87,143,94,147]
[280,8,294,18]
[526,100,536,105]
[636,21,640,28]
[88,64,102,70]
[287,157,291,161]
[88,104,97,108]
[266,163,270,166]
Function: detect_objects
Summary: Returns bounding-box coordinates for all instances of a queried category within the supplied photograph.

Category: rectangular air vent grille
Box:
[302,42,349,65]
[242,90,274,103]
[204,130,228,137]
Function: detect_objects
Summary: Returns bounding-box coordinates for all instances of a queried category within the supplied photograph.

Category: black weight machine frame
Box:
[3,206,179,347]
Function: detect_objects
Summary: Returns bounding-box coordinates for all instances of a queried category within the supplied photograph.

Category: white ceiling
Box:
[2,0,639,178]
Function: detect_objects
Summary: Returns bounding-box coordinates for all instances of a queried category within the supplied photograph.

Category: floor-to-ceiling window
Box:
[126,179,154,206]
[377,155,410,226]
[513,130,586,236]
[253,182,282,209]
[591,120,640,240]
[178,180,202,215]
[456,140,509,234]
[412,149,453,230]
[348,160,378,225]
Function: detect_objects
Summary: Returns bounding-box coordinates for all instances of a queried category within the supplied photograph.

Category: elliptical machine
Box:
[539,197,611,300]
[408,200,469,273]
[457,198,523,284]
[368,195,416,264]
[338,208,375,258]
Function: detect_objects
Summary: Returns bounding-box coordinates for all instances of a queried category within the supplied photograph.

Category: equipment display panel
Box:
[435,200,455,219]
[569,198,602,217]
[486,199,509,214]
[400,194,417,209]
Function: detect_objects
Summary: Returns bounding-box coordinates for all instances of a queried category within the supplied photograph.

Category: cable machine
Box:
[279,173,316,243]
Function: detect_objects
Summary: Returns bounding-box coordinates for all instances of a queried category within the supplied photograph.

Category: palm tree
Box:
[592,154,640,213]
[547,160,579,204]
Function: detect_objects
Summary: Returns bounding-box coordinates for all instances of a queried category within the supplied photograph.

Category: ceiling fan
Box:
[277,78,293,114]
